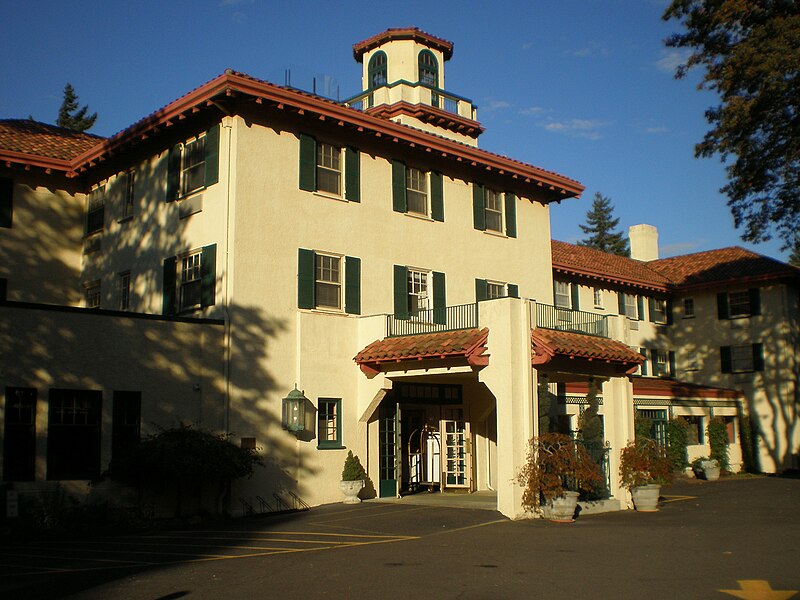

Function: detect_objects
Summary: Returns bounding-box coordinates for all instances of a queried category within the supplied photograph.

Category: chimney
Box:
[629,224,659,261]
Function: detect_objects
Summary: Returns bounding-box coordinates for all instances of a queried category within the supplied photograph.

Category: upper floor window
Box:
[407,268,430,317]
[683,297,695,318]
[180,251,203,311]
[418,50,438,87]
[618,292,640,319]
[686,349,699,371]
[720,343,764,374]
[475,278,518,301]
[0,176,13,229]
[393,265,446,324]
[652,349,669,377]
[123,170,135,219]
[485,189,503,233]
[650,298,667,324]
[315,253,342,310]
[162,244,217,316]
[118,271,131,311]
[593,288,603,308]
[555,281,571,309]
[718,288,760,319]
[487,282,506,300]
[85,280,101,309]
[316,142,342,196]
[299,134,360,202]
[297,249,361,314]
[392,161,443,221]
[368,51,387,89]
[317,398,342,448]
[166,125,220,202]
[86,185,105,235]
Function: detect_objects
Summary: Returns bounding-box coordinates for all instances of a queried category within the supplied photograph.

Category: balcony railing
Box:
[534,303,609,338]
[387,302,479,337]
[343,81,474,119]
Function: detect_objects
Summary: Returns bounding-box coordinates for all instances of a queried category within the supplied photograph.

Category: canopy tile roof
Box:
[354,327,490,375]
[531,328,644,367]
[647,246,799,289]
[0,119,103,169]
[551,240,671,292]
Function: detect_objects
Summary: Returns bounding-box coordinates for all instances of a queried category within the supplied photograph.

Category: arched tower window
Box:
[418,50,438,88]
[368,51,387,89]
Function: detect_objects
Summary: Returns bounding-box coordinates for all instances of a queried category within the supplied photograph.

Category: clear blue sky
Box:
[1,0,788,262]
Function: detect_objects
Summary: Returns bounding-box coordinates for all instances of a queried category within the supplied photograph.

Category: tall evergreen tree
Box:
[789,239,800,268]
[578,192,629,256]
[56,83,97,132]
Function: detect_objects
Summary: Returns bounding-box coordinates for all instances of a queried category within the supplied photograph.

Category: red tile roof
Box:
[647,246,800,289]
[353,28,454,61]
[0,119,103,161]
[632,377,743,400]
[551,240,671,292]
[531,328,644,366]
[354,328,489,375]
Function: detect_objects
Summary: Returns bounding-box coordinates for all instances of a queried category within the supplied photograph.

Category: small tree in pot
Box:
[517,433,604,522]
[619,438,674,512]
[340,451,366,504]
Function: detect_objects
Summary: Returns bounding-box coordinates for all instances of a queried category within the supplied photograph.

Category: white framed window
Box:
[731,344,754,372]
[406,167,428,216]
[683,297,695,318]
[123,170,135,218]
[179,251,203,310]
[484,188,503,233]
[86,185,105,234]
[316,142,342,196]
[181,135,206,197]
[317,398,342,449]
[624,293,638,319]
[593,288,603,308]
[315,253,342,310]
[728,290,751,317]
[407,268,430,316]
[653,349,669,377]
[487,281,506,300]
[85,280,101,309]
[118,271,131,311]
[652,298,667,324]
[554,281,571,309]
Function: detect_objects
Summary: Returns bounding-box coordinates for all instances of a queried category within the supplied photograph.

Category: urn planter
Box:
[631,484,661,512]
[339,479,364,504]
[543,491,580,523]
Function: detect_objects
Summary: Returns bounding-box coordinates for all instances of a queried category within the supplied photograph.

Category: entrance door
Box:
[378,401,399,497]
[2,387,37,481]
[441,417,471,490]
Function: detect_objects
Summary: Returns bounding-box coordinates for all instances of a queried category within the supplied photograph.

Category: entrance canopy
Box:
[531,328,643,377]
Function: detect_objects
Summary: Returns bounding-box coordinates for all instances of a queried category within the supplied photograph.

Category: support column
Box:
[602,376,635,506]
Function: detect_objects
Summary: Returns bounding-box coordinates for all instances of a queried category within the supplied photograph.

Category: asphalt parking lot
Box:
[1,476,798,599]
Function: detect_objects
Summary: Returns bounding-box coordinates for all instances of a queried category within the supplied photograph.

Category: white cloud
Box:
[644,126,668,134]
[522,42,533,50]
[569,43,611,58]
[543,119,608,140]
[483,98,511,112]
[231,10,247,24]
[656,49,690,74]
[520,106,547,116]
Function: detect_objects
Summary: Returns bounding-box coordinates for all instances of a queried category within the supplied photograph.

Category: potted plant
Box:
[619,438,674,512]
[517,433,604,522]
[340,451,366,504]
[691,457,720,481]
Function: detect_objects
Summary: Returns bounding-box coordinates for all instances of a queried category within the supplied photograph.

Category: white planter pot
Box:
[340,480,364,504]
[701,460,720,481]
[543,491,580,522]
[631,484,661,512]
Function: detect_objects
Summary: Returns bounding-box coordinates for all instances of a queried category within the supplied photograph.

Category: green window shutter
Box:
[752,343,764,371]
[204,124,220,188]
[648,297,656,323]
[432,271,446,325]
[0,277,6,301]
[640,347,648,376]
[472,183,485,230]
[720,346,732,373]
[570,284,579,311]
[0,177,12,228]
[200,244,217,307]
[298,248,315,309]
[166,144,181,202]
[299,134,317,192]
[717,292,729,320]
[475,278,488,302]
[666,298,674,325]
[345,256,361,315]
[345,147,360,202]
[393,265,408,319]
[637,295,645,321]
[504,192,516,237]
[430,171,444,221]
[669,351,676,377]
[618,292,626,316]
[749,288,761,316]
[392,161,406,213]
[507,283,519,298]
[162,257,177,316]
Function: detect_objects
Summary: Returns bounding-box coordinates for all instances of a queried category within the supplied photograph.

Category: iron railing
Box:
[577,440,612,499]
[343,82,473,118]
[387,302,479,337]
[533,303,609,338]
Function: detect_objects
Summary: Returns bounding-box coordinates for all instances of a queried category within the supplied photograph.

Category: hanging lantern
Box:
[282,385,307,434]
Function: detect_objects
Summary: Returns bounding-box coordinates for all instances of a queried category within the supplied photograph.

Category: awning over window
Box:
[531,328,643,376]
[354,327,490,377]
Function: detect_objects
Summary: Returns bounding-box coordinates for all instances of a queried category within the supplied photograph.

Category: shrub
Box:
[517,433,604,511]
[619,438,675,489]
[634,415,653,441]
[341,451,366,481]
[707,417,730,471]
[667,418,690,470]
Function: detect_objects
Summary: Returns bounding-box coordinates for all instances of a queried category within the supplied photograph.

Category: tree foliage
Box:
[789,238,800,267]
[663,1,800,250]
[56,83,97,132]
[578,192,629,256]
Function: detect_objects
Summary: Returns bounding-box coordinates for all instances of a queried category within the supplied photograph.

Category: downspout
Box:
[222,117,233,434]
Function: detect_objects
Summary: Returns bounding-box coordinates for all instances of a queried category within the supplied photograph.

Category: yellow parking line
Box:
[660,494,697,503]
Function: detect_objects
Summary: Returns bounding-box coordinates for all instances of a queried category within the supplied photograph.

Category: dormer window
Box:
[418,50,438,87]
[368,51,387,89]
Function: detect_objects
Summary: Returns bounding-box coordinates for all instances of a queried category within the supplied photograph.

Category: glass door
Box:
[441,412,471,490]
[379,401,399,497]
